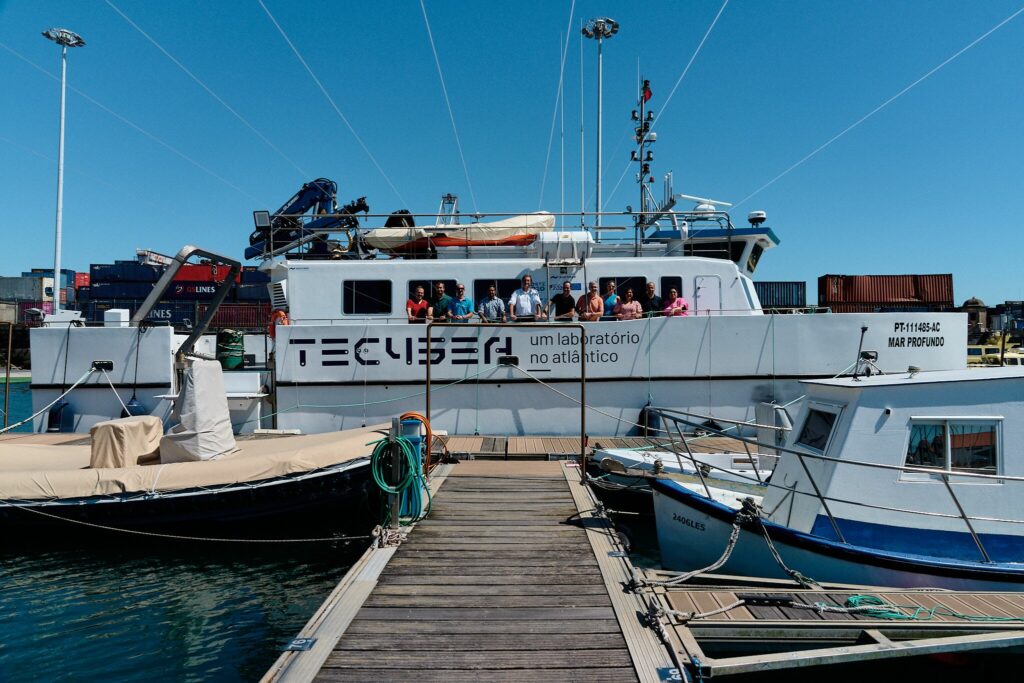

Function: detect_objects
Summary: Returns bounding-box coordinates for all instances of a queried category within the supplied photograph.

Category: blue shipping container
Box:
[754,281,807,308]
[89,281,156,300]
[241,268,270,284]
[164,281,227,300]
[235,283,270,301]
[90,263,164,283]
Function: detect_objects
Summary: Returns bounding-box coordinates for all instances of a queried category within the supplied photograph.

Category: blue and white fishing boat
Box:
[652,366,1024,590]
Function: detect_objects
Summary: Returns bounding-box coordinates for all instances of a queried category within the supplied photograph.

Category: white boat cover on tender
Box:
[0,424,387,501]
[363,212,555,250]
[159,359,237,463]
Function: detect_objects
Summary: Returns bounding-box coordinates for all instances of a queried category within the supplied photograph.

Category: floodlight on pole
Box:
[581,17,617,232]
[42,27,85,314]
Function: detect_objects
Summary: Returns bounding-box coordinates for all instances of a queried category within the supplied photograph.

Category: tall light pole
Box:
[581,17,618,231]
[42,28,86,314]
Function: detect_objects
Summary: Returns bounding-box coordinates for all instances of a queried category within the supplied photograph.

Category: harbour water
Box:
[0,388,361,682]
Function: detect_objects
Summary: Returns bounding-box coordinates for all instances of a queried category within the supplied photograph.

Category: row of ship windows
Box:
[341,276,688,315]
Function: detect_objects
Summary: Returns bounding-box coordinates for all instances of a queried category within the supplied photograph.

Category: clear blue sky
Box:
[2,0,1023,305]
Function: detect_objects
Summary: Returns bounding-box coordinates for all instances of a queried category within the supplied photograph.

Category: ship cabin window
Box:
[474,279,521,304]
[795,407,839,453]
[985,347,1000,355]
[967,348,983,357]
[1007,358,1019,365]
[684,240,745,263]
[904,419,999,475]
[746,244,764,273]
[409,280,457,303]
[343,280,393,315]
[599,277,646,300]
[660,276,683,299]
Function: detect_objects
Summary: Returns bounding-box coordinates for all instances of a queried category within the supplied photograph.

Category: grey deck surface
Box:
[314,461,639,682]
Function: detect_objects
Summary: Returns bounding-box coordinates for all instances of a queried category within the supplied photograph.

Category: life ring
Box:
[268,309,290,338]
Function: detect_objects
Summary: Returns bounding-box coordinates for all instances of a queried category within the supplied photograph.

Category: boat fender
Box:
[636,402,662,437]
[268,309,290,339]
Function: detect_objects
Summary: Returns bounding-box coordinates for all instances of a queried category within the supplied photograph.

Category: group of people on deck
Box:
[406,276,688,323]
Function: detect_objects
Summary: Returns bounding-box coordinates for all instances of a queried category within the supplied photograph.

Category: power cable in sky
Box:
[0,42,261,203]
[538,0,576,211]
[104,0,309,180]
[255,0,409,208]
[420,0,478,215]
[733,3,1024,209]
[604,0,730,205]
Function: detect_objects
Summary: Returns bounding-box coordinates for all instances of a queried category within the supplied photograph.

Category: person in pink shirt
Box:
[614,288,643,320]
[662,288,689,316]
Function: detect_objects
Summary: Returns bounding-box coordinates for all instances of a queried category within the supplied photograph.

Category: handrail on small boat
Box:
[646,407,1010,563]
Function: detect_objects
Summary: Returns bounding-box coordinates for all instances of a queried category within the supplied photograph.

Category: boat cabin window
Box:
[967,348,982,356]
[684,240,745,263]
[795,408,838,452]
[1008,358,1019,365]
[343,280,393,315]
[904,419,999,474]
[599,277,646,300]
[660,276,683,299]
[474,279,521,304]
[746,244,764,273]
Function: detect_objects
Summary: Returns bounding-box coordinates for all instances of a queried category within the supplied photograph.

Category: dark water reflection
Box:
[0,541,361,682]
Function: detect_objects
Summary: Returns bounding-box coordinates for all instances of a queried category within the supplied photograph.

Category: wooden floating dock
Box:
[262,459,674,682]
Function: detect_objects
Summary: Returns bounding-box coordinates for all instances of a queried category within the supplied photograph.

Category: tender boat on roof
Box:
[652,366,1024,590]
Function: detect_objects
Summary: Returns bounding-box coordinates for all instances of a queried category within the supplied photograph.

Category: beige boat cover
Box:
[89,416,163,469]
[363,212,555,250]
[0,424,387,501]
[160,359,237,463]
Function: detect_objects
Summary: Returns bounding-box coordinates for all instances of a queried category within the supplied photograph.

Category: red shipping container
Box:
[172,264,241,284]
[199,302,271,330]
[819,274,953,306]
[74,272,90,289]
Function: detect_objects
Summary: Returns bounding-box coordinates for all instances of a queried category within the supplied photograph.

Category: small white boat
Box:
[653,366,1024,590]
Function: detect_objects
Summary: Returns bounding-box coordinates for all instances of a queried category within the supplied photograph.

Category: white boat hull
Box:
[653,479,1024,592]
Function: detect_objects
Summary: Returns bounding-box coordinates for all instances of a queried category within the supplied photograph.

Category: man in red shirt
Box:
[406,286,429,323]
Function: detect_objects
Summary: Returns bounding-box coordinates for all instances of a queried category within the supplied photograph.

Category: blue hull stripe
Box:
[810,515,1024,564]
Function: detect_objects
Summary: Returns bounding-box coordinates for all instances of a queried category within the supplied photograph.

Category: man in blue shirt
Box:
[447,283,475,323]
[478,284,507,322]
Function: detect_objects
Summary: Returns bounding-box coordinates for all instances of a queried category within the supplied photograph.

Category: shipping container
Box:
[235,283,270,301]
[818,274,953,306]
[74,272,90,289]
[89,281,156,300]
[164,281,228,300]
[200,302,272,330]
[0,276,54,302]
[754,281,806,309]
[90,262,164,283]
[0,302,15,324]
[17,301,53,320]
[172,264,242,284]
[241,266,270,284]
[24,268,75,289]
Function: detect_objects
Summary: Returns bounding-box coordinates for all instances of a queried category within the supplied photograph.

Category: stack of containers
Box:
[82,260,270,328]
[22,268,76,306]
[818,274,954,313]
